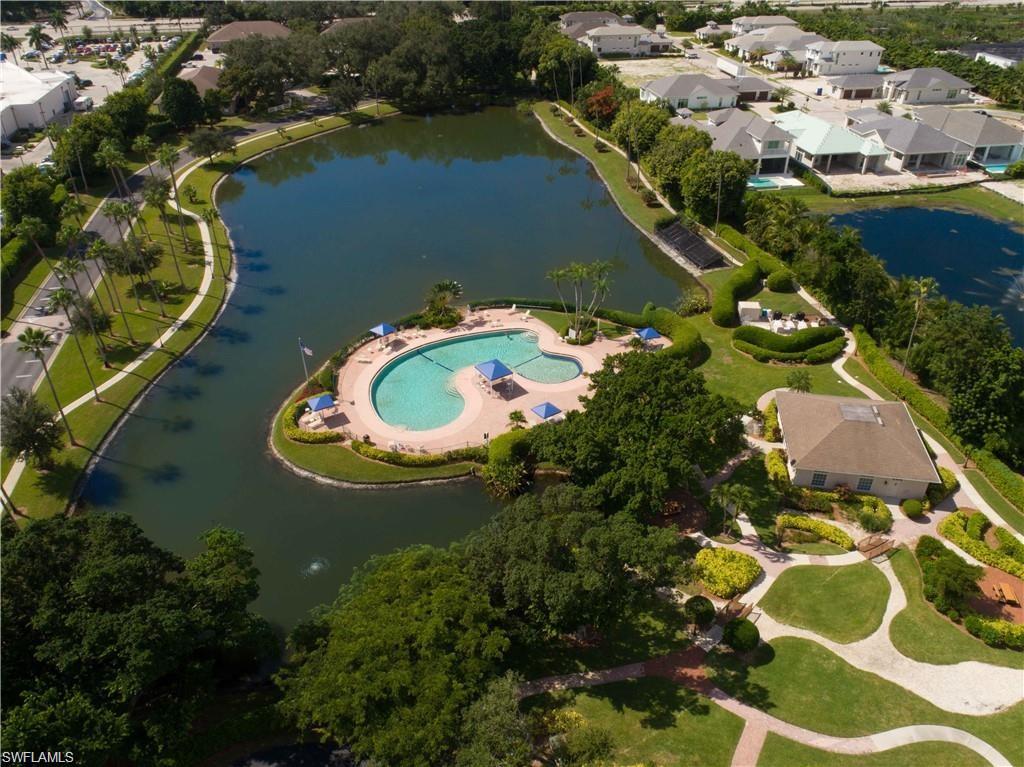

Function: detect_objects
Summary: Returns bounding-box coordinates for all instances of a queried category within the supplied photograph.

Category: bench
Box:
[1000,583,1020,607]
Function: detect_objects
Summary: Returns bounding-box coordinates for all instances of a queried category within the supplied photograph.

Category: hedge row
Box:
[1,235,29,283]
[734,325,843,353]
[281,402,344,444]
[776,513,854,550]
[925,466,960,509]
[938,511,1024,578]
[994,528,1024,565]
[966,511,990,541]
[734,336,846,364]
[351,440,451,467]
[717,224,788,278]
[711,259,761,327]
[764,448,788,484]
[763,402,781,443]
[155,31,202,79]
[695,546,762,599]
[964,615,1024,651]
[488,428,532,465]
[854,327,1024,514]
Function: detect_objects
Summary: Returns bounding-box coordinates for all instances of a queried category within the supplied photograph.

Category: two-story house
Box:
[702,109,794,175]
[804,40,885,76]
[916,106,1024,166]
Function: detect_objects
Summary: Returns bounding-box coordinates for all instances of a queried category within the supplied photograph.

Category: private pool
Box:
[748,177,779,190]
[370,330,582,431]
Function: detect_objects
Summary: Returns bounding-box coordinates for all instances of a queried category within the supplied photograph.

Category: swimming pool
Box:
[370,330,582,431]
[747,177,778,190]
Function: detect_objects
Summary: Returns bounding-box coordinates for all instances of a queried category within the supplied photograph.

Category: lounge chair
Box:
[520,309,532,321]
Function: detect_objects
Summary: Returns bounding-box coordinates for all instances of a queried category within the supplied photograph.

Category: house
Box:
[916,105,1024,166]
[321,17,374,35]
[559,11,622,30]
[578,23,674,57]
[724,26,827,64]
[775,391,940,500]
[640,74,737,110]
[730,15,798,35]
[0,60,76,142]
[804,40,884,76]
[178,65,222,98]
[881,68,973,105]
[960,43,1024,69]
[847,112,971,172]
[827,73,884,100]
[206,20,292,53]
[702,108,793,174]
[725,76,775,102]
[771,111,889,174]
[695,20,728,42]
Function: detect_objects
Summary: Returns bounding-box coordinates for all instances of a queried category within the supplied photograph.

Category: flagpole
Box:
[298,337,310,381]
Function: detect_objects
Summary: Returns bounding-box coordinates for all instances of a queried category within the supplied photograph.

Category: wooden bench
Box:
[1000,583,1020,607]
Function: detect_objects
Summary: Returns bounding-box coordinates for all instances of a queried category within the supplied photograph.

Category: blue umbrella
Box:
[474,359,514,381]
[636,327,662,341]
[531,402,562,420]
[306,394,336,412]
[369,323,396,337]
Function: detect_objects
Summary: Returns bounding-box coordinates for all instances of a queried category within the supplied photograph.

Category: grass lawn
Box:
[535,678,745,767]
[888,548,1024,670]
[757,733,989,767]
[532,308,631,339]
[759,562,890,644]
[784,541,848,555]
[723,458,784,546]
[749,287,816,316]
[705,637,1024,767]
[690,313,861,408]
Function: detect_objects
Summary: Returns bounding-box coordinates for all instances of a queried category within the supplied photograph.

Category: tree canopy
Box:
[610,102,671,158]
[680,150,754,224]
[161,77,205,129]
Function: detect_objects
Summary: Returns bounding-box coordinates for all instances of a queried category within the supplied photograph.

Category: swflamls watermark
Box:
[0,754,75,764]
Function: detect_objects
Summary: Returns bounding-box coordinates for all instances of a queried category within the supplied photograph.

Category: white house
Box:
[847,111,971,172]
[724,26,827,64]
[0,60,77,142]
[640,74,738,110]
[804,40,884,76]
[579,23,673,57]
[703,108,793,175]
[695,20,727,42]
[771,110,889,174]
[916,106,1024,166]
[730,15,798,35]
[881,68,973,105]
[775,391,940,500]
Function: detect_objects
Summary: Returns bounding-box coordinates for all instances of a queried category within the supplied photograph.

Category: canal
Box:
[81,107,694,630]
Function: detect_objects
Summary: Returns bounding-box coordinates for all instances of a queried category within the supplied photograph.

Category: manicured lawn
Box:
[888,548,1024,670]
[532,309,631,339]
[759,562,890,643]
[536,678,745,767]
[690,313,861,407]
[705,637,1024,767]
[758,733,989,767]
[749,287,816,316]
[723,458,784,546]
[784,541,847,556]
[2,256,53,333]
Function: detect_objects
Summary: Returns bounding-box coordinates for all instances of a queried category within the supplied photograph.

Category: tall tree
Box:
[47,288,101,401]
[156,144,190,249]
[160,78,205,129]
[26,25,52,69]
[143,177,185,285]
[680,150,755,226]
[16,329,72,445]
[187,129,236,164]
[1,32,22,65]
[0,388,63,468]
[902,276,938,374]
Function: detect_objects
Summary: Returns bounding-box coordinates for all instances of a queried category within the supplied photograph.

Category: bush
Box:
[640,187,657,206]
[776,514,854,550]
[683,595,716,629]
[762,402,781,443]
[966,511,990,541]
[0,235,30,283]
[926,466,960,508]
[994,528,1024,565]
[1003,160,1024,179]
[488,428,533,465]
[674,289,709,317]
[281,402,344,445]
[939,511,1024,578]
[722,617,760,652]
[350,440,450,467]
[155,31,202,79]
[695,547,761,598]
[711,260,762,327]
[764,448,788,485]
[481,459,530,499]
[654,213,678,229]
[145,115,175,141]
[964,615,1024,650]
[315,366,334,393]
[856,496,893,533]
[901,499,924,518]
[446,445,489,464]
[916,534,982,618]
[559,724,615,767]
[765,268,796,292]
[734,325,843,354]
[734,336,846,365]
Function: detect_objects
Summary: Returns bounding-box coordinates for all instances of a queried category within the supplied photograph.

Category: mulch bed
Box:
[970,567,1024,624]
[657,488,708,534]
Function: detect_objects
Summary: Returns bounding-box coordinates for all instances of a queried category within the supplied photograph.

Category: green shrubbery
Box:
[856,496,893,533]
[926,466,960,508]
[966,511,990,540]
[939,511,1024,578]
[765,268,796,292]
[732,325,845,364]
[711,260,761,327]
[682,595,716,629]
[281,402,345,445]
[722,617,760,652]
[776,514,854,550]
[764,448,788,483]
[994,528,1024,565]
[351,441,451,467]
[641,304,705,364]
[695,547,761,598]
[901,499,924,518]
[964,615,1024,650]
[916,535,982,621]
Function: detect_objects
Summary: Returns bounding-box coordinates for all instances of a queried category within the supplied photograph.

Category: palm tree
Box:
[16,328,73,445]
[711,482,756,537]
[26,25,53,69]
[772,85,794,105]
[426,279,463,318]
[56,253,109,365]
[109,57,128,86]
[779,52,799,76]
[132,135,158,179]
[157,145,191,250]
[88,239,135,343]
[1,33,22,65]
[144,178,185,285]
[49,7,69,50]
[47,289,101,400]
[547,267,571,318]
[507,410,527,430]
[201,206,229,280]
[96,139,131,200]
[902,276,939,375]
[103,200,145,310]
[876,100,893,115]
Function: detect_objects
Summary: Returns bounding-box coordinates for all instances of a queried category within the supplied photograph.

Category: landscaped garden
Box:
[757,733,990,767]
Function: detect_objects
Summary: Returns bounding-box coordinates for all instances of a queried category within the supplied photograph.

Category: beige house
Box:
[881,68,973,105]
[775,391,940,500]
[804,40,884,76]
[640,74,738,110]
[206,20,292,53]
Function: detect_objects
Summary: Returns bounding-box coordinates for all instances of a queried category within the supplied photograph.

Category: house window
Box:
[811,472,828,488]
[765,140,781,149]
[946,90,958,99]
[856,477,874,492]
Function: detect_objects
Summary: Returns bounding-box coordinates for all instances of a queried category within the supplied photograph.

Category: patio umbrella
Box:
[636,327,661,341]
[306,394,336,413]
[369,323,396,337]
[531,402,562,421]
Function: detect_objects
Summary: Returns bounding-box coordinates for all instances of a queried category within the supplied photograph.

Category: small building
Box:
[640,74,737,110]
[695,20,727,42]
[0,60,76,142]
[725,76,774,102]
[827,73,884,100]
[915,105,1024,166]
[804,40,885,76]
[206,20,292,53]
[775,391,940,500]
[579,23,673,57]
[703,108,793,175]
[178,65,222,98]
[771,110,889,174]
[847,112,970,172]
[881,68,973,105]
[738,301,762,323]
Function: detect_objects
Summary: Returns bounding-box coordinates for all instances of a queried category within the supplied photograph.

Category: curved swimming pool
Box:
[371,330,581,431]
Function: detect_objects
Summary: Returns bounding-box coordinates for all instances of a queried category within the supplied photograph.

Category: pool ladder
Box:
[444,375,461,399]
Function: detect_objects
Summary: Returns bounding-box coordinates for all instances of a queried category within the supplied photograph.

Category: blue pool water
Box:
[748,178,778,189]
[371,330,581,430]
[986,164,1009,175]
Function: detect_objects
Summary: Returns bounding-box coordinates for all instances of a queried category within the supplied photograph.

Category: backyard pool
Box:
[371,330,581,430]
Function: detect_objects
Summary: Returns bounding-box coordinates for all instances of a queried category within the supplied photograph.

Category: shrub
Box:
[734,336,846,364]
[916,534,982,618]
[682,595,716,629]
[734,325,844,354]
[1004,159,1024,179]
[281,402,344,445]
[856,496,893,533]
[764,449,788,486]
[716,225,788,276]
[641,304,705,365]
[0,235,30,283]
[722,617,760,652]
[674,289,710,317]
[593,139,606,152]
[488,428,533,465]
[901,499,924,518]
[994,528,1024,565]
[446,445,489,464]
[350,440,449,467]
[765,268,796,292]
[776,514,854,550]
[711,260,761,327]
[559,724,615,767]
[964,615,1024,650]
[481,459,530,499]
[966,511,990,541]
[315,366,334,393]
[695,547,761,598]
[939,511,1024,578]
[926,466,960,507]
[640,187,657,206]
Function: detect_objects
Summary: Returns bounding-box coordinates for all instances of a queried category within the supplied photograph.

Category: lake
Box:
[832,207,1023,345]
[81,107,694,630]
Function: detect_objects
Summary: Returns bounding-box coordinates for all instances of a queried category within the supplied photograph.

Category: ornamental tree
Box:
[679,149,755,224]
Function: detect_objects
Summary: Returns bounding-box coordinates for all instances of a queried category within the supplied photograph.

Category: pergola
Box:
[474,359,514,393]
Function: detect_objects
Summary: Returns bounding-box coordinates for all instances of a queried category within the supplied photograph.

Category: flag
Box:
[299,339,313,357]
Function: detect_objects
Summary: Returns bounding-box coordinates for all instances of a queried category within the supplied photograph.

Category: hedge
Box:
[994,527,1024,565]
[156,31,202,78]
[854,326,1024,514]
[722,617,760,651]
[711,260,762,327]
[763,401,781,442]
[733,336,846,364]
[351,440,450,467]
[764,448,788,484]
[281,401,344,444]
[776,514,854,550]
[488,428,533,465]
[734,325,843,354]
[1,235,30,282]
[938,511,1024,578]
[695,547,761,598]
[765,268,795,292]
[717,225,788,276]
[964,615,1024,651]
[856,496,893,533]
[966,511,990,541]
[926,466,960,508]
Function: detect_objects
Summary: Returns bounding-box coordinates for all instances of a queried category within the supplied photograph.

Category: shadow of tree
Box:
[33,458,84,498]
[587,677,710,729]
[704,644,776,712]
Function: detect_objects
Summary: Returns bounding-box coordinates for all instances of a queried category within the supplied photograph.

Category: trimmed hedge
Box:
[926,466,960,508]
[1,235,29,282]
[734,336,846,364]
[695,547,761,598]
[901,499,924,518]
[488,428,533,465]
[711,260,761,327]
[764,448,788,484]
[281,402,344,445]
[722,617,760,652]
[763,401,781,442]
[964,615,1024,651]
[854,326,1024,515]
[776,513,854,550]
[966,511,990,541]
[994,528,1024,565]
[156,31,202,78]
[717,224,788,276]
[351,440,450,467]
[765,268,795,292]
[938,511,1024,578]
[734,325,843,353]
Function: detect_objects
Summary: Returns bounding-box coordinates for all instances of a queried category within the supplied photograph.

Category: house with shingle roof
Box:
[827,73,885,100]
[702,109,793,174]
[724,25,828,67]
[881,67,973,105]
[847,112,971,172]
[804,40,885,76]
[730,15,799,35]
[772,110,889,174]
[640,74,738,110]
[775,391,940,500]
[206,20,291,52]
[915,106,1024,166]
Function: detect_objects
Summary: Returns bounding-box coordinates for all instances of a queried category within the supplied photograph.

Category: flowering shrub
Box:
[695,547,761,598]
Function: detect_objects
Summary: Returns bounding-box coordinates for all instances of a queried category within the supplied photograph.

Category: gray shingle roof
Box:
[702,110,790,159]
[916,106,1024,148]
[849,115,970,155]
[828,73,884,89]
[207,20,292,45]
[883,67,973,91]
[642,74,738,101]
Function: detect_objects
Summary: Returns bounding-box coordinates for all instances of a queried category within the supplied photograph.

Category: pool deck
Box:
[305,307,669,453]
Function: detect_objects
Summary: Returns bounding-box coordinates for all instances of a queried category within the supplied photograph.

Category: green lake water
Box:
[82,107,694,630]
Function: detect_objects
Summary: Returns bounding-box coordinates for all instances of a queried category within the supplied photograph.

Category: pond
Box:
[832,207,1023,345]
[81,107,694,630]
